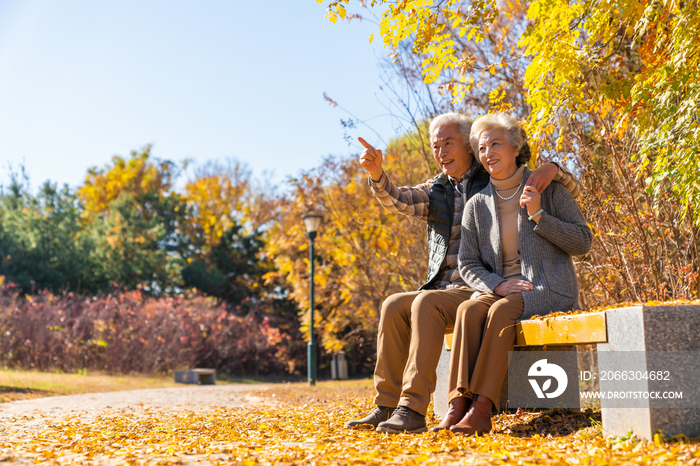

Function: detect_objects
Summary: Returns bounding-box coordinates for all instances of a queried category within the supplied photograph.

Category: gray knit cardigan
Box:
[458,167,592,321]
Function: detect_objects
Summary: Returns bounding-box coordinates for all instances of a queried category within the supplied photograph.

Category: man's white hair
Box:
[470,113,530,167]
[429,113,473,146]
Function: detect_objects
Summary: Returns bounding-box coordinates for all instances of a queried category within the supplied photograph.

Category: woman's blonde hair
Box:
[469,113,531,167]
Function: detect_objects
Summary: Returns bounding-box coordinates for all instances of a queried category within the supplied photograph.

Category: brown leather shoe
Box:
[429,396,471,432]
[376,406,427,434]
[450,395,493,435]
[344,406,394,429]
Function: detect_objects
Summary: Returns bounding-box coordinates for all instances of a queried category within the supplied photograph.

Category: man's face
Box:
[430,123,473,179]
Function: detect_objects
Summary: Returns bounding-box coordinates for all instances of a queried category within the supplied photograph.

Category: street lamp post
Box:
[302,213,323,386]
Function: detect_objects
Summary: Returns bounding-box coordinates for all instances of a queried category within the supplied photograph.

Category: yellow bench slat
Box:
[515,312,607,346]
[443,311,607,350]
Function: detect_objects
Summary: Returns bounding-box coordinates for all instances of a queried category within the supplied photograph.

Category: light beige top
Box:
[491,165,525,280]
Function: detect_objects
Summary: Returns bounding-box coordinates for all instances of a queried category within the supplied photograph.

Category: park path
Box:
[0,384,270,425]
[0,384,273,464]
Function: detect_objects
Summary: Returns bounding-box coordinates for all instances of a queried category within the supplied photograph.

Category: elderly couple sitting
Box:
[348,112,592,434]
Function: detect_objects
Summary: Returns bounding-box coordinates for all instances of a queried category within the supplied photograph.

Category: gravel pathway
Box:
[0,384,270,424]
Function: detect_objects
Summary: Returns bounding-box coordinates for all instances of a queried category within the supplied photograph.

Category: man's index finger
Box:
[357,137,375,152]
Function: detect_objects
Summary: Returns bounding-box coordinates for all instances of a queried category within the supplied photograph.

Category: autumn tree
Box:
[179,162,268,307]
[181,162,250,255]
[77,146,187,293]
[180,161,305,371]
[264,130,437,375]
[519,0,700,225]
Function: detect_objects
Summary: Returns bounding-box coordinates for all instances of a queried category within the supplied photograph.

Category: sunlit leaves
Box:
[520,0,700,226]
[74,148,186,293]
[182,163,249,256]
[318,0,498,92]
[2,383,699,464]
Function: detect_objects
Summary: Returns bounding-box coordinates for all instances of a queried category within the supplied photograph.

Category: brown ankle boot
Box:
[430,396,471,432]
[449,395,493,435]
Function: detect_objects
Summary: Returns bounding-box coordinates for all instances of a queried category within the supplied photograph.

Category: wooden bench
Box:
[433,304,700,440]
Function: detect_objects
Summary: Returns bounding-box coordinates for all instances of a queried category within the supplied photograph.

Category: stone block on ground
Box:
[174,368,216,385]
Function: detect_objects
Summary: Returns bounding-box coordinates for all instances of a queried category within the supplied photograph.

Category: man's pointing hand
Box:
[358,137,383,182]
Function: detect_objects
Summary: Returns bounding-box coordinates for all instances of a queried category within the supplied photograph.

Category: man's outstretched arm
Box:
[525,162,581,200]
[359,137,432,221]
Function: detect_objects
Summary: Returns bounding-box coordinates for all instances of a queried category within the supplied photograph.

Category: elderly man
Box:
[345,112,580,434]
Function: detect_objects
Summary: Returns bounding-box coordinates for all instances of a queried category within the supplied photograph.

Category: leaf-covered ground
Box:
[1,381,699,465]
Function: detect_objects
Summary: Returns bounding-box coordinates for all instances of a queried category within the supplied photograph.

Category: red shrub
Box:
[0,285,293,375]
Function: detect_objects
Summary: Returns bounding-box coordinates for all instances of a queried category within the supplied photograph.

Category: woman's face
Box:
[478,127,520,180]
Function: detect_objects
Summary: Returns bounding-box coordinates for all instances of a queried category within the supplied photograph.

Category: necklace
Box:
[494,182,523,201]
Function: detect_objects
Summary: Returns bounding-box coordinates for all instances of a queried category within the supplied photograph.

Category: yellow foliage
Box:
[183,173,247,254]
[77,146,178,220]
[319,0,497,87]
[2,382,699,464]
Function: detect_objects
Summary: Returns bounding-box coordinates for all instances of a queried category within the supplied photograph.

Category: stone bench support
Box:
[598,305,700,439]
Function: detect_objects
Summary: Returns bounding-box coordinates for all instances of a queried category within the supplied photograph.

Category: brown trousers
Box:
[373,288,473,416]
[448,292,524,407]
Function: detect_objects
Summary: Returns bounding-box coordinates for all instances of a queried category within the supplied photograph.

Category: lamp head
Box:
[302,213,323,239]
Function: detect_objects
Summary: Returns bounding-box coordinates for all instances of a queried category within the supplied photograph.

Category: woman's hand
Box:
[520,186,542,222]
[494,279,534,296]
[358,137,384,182]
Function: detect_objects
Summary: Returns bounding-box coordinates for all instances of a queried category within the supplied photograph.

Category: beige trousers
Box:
[373,288,473,416]
[448,292,524,407]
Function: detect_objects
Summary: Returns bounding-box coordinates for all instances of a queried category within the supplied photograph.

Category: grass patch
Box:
[0,369,373,404]
[0,369,179,403]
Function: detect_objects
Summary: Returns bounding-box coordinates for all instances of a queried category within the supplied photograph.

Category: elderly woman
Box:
[433,113,592,435]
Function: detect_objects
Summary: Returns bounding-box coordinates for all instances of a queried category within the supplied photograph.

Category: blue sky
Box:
[0,0,399,190]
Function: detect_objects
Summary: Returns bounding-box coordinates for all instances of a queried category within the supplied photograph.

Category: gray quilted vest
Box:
[419,166,490,290]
